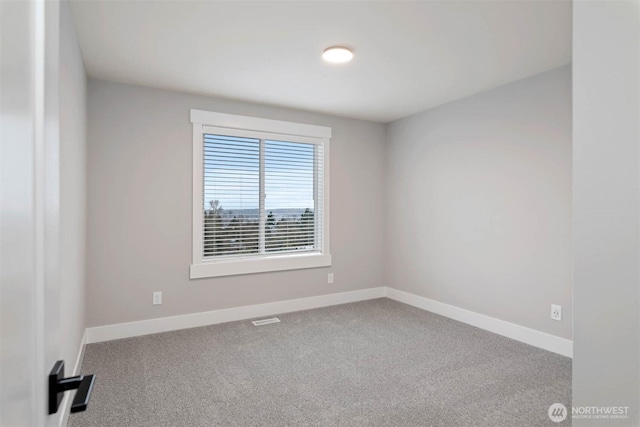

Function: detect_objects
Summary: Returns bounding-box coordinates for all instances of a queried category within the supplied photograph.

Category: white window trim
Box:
[190,109,331,279]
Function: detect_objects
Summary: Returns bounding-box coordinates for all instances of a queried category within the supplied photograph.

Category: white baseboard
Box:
[73,329,88,374]
[59,329,88,427]
[384,287,573,358]
[86,287,386,344]
[84,286,572,358]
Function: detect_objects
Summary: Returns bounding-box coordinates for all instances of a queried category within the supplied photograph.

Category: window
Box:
[190,110,331,278]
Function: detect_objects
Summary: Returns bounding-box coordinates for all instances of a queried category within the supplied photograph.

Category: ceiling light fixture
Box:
[322,46,353,64]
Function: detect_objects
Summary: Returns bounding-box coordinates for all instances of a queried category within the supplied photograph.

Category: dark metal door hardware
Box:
[48,360,96,415]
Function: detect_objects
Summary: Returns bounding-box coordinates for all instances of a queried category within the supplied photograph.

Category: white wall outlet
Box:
[327,273,334,284]
[153,291,162,305]
[551,304,562,321]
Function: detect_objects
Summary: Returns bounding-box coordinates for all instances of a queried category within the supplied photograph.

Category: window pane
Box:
[203,134,260,258]
[264,140,316,253]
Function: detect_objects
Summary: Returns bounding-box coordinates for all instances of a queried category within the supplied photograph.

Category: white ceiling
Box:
[70,0,571,123]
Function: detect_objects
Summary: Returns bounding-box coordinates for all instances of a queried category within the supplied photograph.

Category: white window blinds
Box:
[203,134,260,257]
[203,134,324,259]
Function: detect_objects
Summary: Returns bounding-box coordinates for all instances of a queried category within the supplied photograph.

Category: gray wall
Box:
[573,1,639,425]
[59,0,87,382]
[86,79,386,327]
[386,66,572,339]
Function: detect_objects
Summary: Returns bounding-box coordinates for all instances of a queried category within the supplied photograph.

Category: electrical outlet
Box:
[153,291,162,305]
[551,304,562,321]
[327,273,334,284]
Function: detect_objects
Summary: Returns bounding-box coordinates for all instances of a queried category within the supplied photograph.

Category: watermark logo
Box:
[548,403,568,423]
[548,404,630,422]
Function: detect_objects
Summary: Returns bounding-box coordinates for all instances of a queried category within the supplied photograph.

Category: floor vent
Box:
[252,318,280,326]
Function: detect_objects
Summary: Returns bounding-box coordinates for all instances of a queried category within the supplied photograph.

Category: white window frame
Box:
[190,109,331,279]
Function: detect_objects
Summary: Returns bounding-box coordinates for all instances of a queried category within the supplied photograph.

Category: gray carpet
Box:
[69,298,571,426]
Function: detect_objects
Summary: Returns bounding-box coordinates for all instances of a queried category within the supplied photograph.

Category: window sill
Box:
[190,253,332,279]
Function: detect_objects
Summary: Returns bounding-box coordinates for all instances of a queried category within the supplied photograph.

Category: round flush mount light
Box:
[322,46,353,63]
